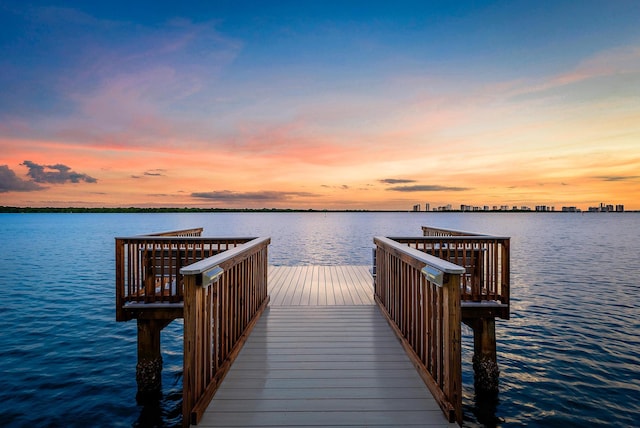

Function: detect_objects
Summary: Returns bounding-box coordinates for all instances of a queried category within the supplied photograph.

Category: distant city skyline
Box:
[414,201,626,212]
[1,1,639,210]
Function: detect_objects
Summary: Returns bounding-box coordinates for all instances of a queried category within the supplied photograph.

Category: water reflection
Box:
[1,212,639,427]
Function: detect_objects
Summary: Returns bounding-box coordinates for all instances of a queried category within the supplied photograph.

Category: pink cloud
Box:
[504,45,640,98]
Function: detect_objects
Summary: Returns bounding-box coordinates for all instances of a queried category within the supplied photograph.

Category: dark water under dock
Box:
[1,212,638,427]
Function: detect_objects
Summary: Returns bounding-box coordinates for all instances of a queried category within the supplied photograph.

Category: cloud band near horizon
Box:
[387,185,471,192]
[191,190,320,202]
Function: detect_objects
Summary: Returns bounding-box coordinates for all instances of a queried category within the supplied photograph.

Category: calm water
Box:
[0,212,638,427]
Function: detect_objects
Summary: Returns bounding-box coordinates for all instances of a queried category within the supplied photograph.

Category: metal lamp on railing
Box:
[202,266,224,286]
[421,265,444,287]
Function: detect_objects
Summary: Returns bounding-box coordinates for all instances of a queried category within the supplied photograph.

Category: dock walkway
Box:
[195,266,458,427]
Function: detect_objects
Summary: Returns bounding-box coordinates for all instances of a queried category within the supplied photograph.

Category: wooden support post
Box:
[136,318,171,401]
[182,274,199,427]
[468,317,500,394]
[442,273,463,425]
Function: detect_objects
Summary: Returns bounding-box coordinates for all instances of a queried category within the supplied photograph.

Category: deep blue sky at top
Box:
[2,0,639,137]
[3,0,640,108]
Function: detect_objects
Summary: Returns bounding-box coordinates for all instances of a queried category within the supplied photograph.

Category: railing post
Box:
[442,272,462,424]
[502,238,511,308]
[115,238,125,321]
[182,272,198,428]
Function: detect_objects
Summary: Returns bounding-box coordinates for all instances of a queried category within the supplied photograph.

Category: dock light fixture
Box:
[202,266,224,286]
[421,265,444,287]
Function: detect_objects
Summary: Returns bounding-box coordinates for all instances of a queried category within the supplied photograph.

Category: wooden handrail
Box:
[115,235,256,321]
[374,236,464,424]
[391,235,510,312]
[181,237,270,427]
[144,227,204,237]
[422,226,487,236]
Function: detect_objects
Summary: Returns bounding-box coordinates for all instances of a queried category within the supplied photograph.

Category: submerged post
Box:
[468,317,499,394]
[136,319,171,400]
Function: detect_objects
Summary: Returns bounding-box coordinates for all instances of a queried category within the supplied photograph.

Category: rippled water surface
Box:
[1,212,638,427]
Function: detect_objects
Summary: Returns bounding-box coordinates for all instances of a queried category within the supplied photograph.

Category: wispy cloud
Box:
[3,10,243,148]
[132,169,166,178]
[387,185,470,192]
[322,184,350,190]
[596,175,640,182]
[379,178,417,185]
[144,169,166,177]
[0,165,45,192]
[548,45,640,87]
[506,45,640,103]
[21,160,97,184]
[191,190,320,202]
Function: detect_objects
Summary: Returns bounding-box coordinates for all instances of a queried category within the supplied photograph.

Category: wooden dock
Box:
[194,266,458,427]
[116,227,510,426]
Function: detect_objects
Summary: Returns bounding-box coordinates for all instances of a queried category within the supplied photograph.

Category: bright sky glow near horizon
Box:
[1,0,639,210]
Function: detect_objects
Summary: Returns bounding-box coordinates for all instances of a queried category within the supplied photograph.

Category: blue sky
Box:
[1,1,639,209]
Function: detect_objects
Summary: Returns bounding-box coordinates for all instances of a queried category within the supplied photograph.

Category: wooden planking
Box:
[268,265,375,306]
[196,306,458,428]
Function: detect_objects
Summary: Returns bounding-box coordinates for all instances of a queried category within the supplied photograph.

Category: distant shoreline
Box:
[1,206,636,213]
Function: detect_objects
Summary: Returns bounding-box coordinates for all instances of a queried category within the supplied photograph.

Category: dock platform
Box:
[117,229,510,426]
[195,266,458,427]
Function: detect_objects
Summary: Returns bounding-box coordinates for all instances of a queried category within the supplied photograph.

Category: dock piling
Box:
[467,317,500,394]
[136,318,171,400]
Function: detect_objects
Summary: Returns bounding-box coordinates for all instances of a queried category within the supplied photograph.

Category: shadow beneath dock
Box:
[133,387,182,427]
[471,390,504,427]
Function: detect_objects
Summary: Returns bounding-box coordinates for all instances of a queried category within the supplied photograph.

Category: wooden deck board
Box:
[268,265,375,306]
[196,304,458,427]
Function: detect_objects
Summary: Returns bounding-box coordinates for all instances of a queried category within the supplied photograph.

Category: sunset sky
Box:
[1,1,639,210]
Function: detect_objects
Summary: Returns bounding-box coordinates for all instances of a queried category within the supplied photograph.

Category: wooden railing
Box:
[374,236,465,424]
[115,232,255,321]
[145,227,204,237]
[421,226,485,237]
[390,230,510,313]
[181,237,270,427]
